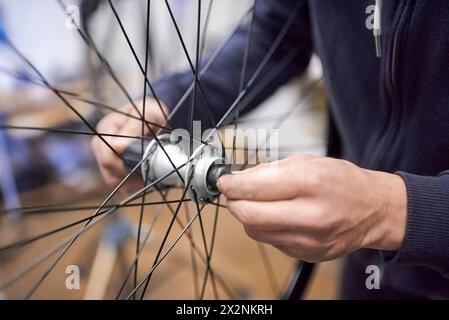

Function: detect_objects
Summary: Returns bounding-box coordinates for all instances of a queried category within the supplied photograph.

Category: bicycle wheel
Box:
[0,0,324,300]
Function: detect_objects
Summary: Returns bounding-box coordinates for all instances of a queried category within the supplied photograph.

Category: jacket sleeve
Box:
[381,171,449,277]
[153,0,313,130]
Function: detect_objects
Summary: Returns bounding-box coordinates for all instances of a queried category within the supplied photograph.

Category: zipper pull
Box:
[373,0,383,58]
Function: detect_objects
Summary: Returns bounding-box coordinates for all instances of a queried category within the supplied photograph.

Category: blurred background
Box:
[0,0,340,299]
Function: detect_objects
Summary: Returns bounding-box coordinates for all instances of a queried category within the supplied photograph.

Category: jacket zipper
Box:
[370,0,414,169]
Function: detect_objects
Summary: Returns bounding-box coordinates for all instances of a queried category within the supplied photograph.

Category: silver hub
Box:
[141,134,229,204]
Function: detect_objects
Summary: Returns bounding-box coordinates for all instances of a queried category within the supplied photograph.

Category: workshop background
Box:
[0,0,339,299]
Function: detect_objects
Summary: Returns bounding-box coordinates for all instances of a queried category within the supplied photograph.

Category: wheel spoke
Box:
[0,0,321,300]
[126,200,204,300]
[188,0,203,152]
[183,201,200,299]
[54,0,186,185]
[132,0,153,300]
[257,242,280,297]
[203,1,306,143]
[192,190,213,300]
[20,153,189,298]
[0,65,171,131]
[0,124,206,148]
[125,197,235,300]
[240,78,323,170]
[199,0,214,61]
[107,0,169,123]
[232,0,258,163]
[153,185,224,298]
[4,40,132,169]
[0,199,189,256]
[0,199,187,216]
[206,195,221,299]
[164,0,224,151]
[0,125,150,140]
[137,172,194,299]
[0,206,112,292]
[115,190,168,299]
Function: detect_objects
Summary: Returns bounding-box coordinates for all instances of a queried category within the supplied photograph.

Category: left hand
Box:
[217,154,407,262]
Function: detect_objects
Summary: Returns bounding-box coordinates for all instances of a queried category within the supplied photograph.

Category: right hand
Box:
[91,97,169,192]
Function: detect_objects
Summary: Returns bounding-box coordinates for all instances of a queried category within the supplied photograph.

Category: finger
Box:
[244,226,319,250]
[226,199,320,232]
[102,176,119,188]
[92,113,127,159]
[218,165,293,201]
[96,107,143,150]
[99,167,122,188]
[97,111,127,132]
[95,115,142,168]
[109,114,145,153]
[92,137,125,184]
[94,136,126,172]
[218,154,319,201]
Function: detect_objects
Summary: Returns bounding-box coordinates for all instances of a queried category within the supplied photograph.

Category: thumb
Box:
[217,164,290,201]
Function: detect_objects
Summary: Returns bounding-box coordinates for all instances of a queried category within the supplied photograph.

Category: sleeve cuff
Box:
[380,172,449,277]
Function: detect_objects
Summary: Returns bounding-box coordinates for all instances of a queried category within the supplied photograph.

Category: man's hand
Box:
[217,154,407,262]
[91,97,169,192]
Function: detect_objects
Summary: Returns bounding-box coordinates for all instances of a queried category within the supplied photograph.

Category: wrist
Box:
[365,170,408,251]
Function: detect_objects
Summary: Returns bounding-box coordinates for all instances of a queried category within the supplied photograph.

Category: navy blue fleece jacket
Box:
[154,0,449,298]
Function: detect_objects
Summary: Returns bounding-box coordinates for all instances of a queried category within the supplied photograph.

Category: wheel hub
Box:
[141,134,230,204]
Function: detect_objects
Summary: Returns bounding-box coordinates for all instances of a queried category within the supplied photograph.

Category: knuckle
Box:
[104,176,119,188]
[99,152,121,170]
[98,156,113,169]
[314,204,329,225]
[317,241,339,261]
[304,206,334,235]
[305,169,324,188]
[238,202,258,227]
[308,207,326,229]
[322,240,336,254]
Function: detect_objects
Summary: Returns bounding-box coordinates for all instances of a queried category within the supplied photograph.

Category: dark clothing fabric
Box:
[154,0,449,298]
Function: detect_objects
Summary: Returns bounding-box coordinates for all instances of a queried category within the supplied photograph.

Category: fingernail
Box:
[217,174,230,190]
[216,179,223,191]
